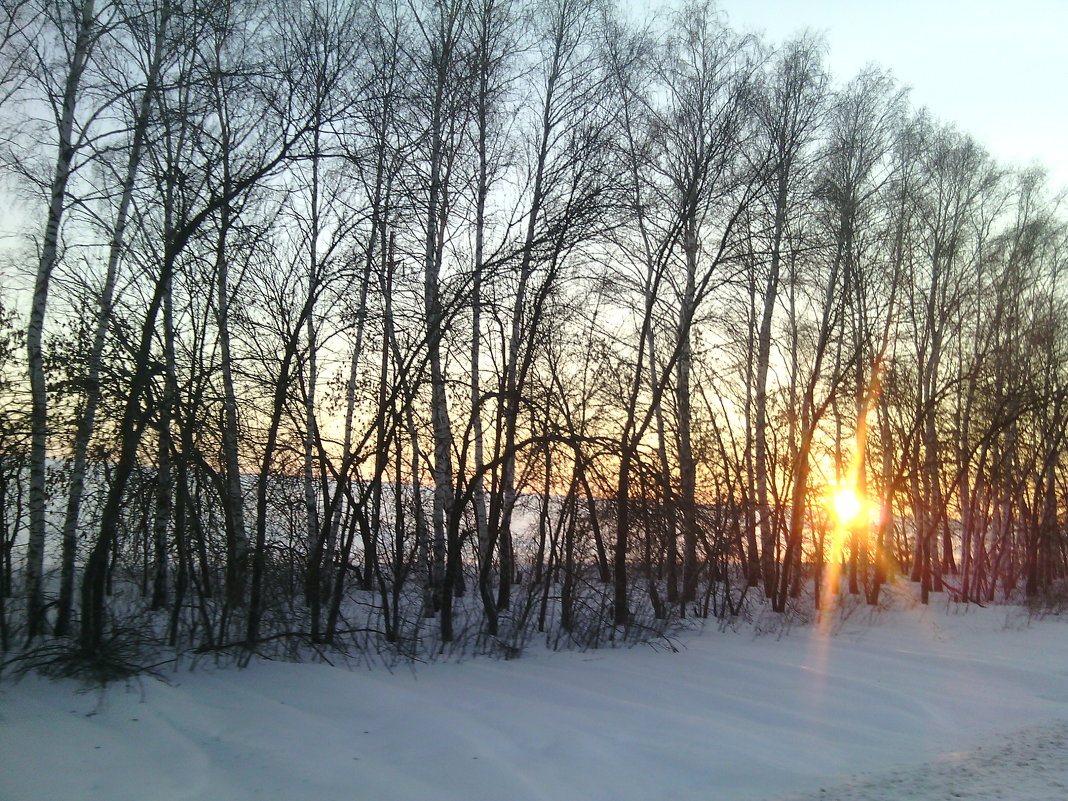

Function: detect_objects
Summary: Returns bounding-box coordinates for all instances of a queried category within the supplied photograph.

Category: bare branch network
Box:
[0,0,1066,675]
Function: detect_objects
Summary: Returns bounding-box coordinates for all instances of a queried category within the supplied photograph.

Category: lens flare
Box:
[832,487,862,524]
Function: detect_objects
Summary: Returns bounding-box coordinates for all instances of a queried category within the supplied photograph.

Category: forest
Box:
[1,0,1066,675]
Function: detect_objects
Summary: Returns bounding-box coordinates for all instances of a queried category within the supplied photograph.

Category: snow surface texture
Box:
[4,590,1068,801]
[773,720,1068,800]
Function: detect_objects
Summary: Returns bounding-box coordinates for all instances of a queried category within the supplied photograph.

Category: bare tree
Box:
[748,34,826,598]
[23,0,113,640]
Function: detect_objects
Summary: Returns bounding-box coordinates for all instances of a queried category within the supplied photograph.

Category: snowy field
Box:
[4,585,1068,801]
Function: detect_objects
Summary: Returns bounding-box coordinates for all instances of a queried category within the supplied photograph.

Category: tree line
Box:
[1,0,1066,670]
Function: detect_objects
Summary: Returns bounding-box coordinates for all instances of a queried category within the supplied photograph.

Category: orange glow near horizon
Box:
[832,486,862,525]
[819,361,885,624]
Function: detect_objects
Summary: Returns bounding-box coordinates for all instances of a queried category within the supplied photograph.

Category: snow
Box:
[4,587,1068,801]
[776,721,1068,801]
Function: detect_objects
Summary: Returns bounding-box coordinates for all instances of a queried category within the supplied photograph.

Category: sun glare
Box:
[832,486,862,524]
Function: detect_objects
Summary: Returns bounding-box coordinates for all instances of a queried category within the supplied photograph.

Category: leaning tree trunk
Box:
[25,0,98,642]
[755,172,788,599]
[55,0,170,634]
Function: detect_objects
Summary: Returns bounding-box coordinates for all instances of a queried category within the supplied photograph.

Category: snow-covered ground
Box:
[4,586,1068,801]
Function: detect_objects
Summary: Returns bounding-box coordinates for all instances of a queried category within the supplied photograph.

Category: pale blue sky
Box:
[3,0,1064,245]
[713,0,1068,190]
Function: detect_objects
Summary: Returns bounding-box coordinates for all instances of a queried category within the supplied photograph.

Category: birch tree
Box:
[23,0,113,640]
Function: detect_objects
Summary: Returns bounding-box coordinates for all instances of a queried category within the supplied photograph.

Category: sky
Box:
[712,0,1068,191]
[3,0,1064,244]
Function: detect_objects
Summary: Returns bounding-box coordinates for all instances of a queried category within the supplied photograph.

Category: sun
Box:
[832,486,862,524]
